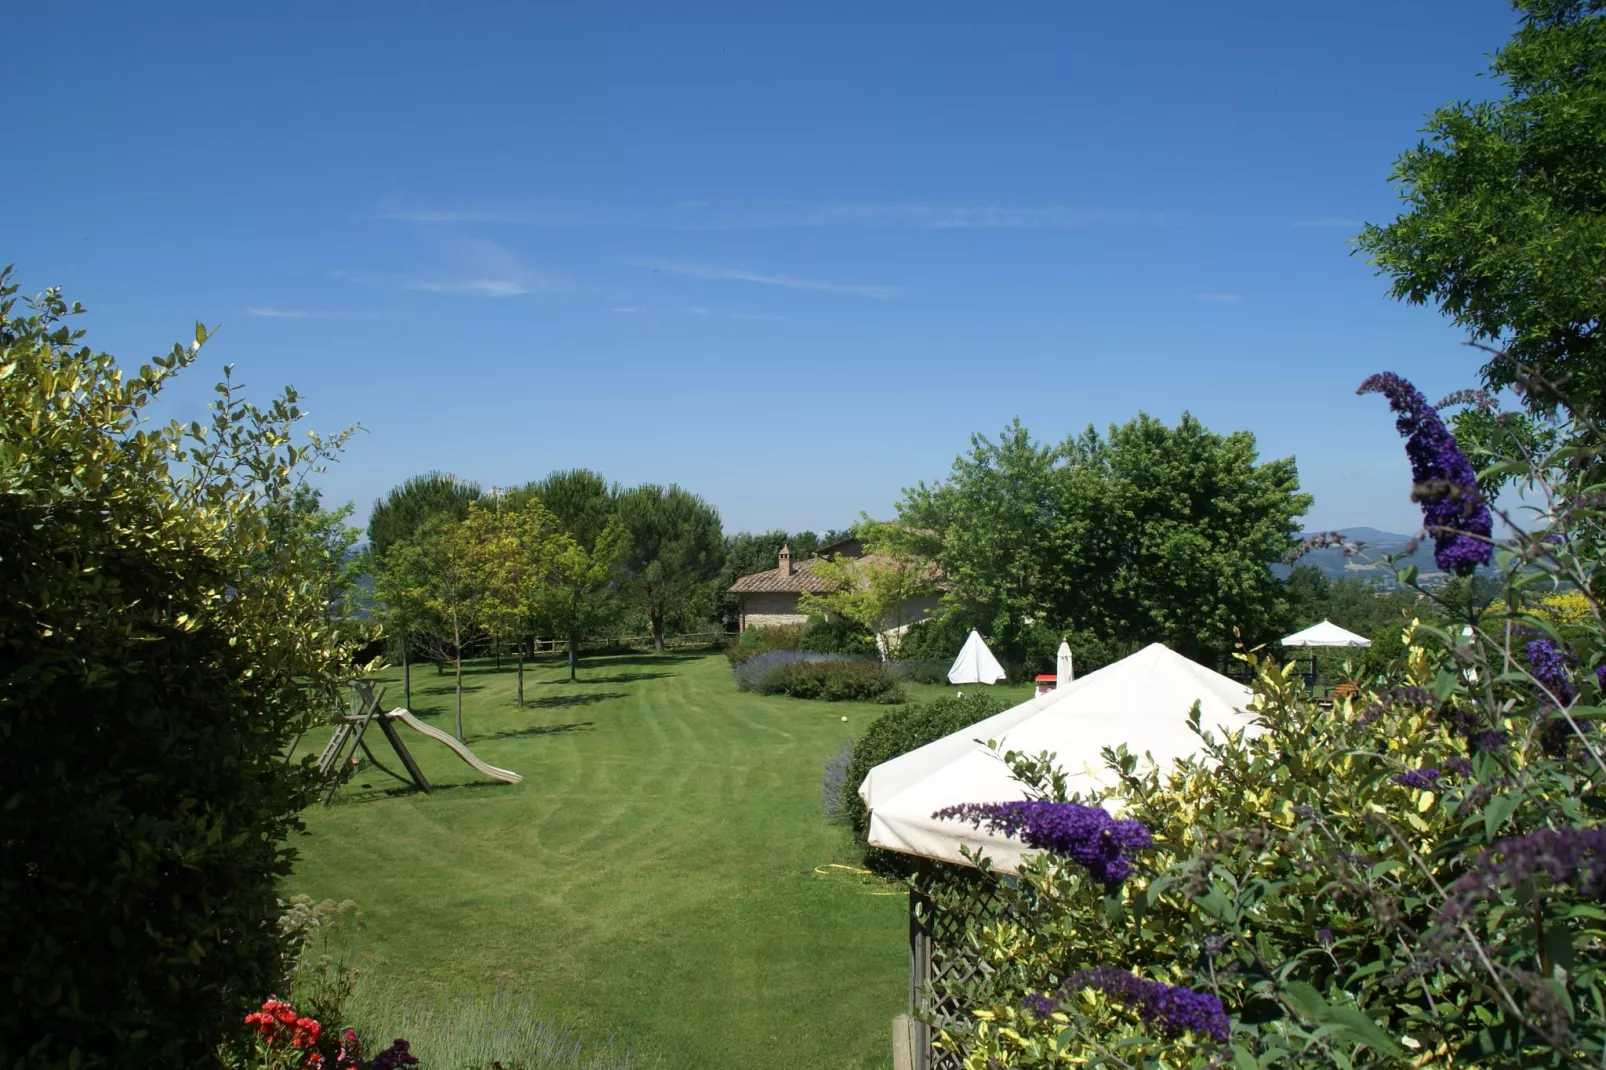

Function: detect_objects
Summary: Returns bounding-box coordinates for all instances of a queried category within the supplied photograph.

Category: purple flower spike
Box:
[934,800,1151,888]
[1435,828,1606,941]
[1394,768,1441,789]
[1527,639,1577,706]
[1022,991,1061,1017]
[1062,967,1230,1044]
[1358,373,1493,575]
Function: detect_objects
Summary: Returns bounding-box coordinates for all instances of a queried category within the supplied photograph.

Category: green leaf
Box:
[1483,793,1518,841]
[1283,982,1405,1060]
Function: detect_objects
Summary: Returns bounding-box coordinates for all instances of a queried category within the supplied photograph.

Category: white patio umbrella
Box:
[861,643,1256,873]
[1055,640,1074,689]
[1280,619,1371,686]
[1280,619,1372,648]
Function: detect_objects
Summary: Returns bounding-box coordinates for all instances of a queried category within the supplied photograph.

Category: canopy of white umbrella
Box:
[1280,619,1372,648]
[860,643,1257,873]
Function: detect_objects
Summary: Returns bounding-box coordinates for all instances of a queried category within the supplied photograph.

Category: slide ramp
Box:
[385,708,523,784]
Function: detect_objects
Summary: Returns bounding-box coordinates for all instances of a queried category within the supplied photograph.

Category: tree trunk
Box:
[495,637,501,671]
[652,612,666,652]
[516,646,525,708]
[403,643,412,709]
[454,653,465,741]
[452,619,465,741]
[568,635,579,682]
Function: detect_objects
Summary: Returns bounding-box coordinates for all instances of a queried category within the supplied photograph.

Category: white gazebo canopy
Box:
[861,643,1256,873]
[1280,619,1371,648]
[947,629,1007,685]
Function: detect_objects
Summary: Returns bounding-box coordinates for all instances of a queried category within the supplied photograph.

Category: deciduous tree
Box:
[1356,0,1606,412]
[799,523,936,659]
[897,414,1310,666]
[536,520,629,681]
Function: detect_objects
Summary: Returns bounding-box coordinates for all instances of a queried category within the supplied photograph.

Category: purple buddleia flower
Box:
[1060,966,1230,1044]
[1394,768,1441,789]
[1468,729,1509,755]
[933,800,1151,888]
[1316,927,1335,947]
[1596,665,1606,691]
[1444,757,1474,778]
[1022,991,1061,1017]
[1436,388,1498,412]
[1358,373,1493,575]
[1527,639,1577,706]
[1434,828,1606,939]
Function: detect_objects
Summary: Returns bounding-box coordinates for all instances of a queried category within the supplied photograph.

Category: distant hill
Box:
[1272,527,1445,587]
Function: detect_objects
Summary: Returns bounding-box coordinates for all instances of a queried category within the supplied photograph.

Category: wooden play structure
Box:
[315,680,522,804]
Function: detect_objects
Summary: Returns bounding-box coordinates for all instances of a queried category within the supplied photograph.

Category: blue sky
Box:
[8,2,1521,537]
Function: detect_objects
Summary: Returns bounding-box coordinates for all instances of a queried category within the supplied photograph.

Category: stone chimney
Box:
[778,543,793,575]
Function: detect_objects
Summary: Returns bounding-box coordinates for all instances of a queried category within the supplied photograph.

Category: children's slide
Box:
[386,708,523,784]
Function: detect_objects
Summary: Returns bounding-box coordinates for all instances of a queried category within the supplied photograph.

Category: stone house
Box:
[728,538,942,634]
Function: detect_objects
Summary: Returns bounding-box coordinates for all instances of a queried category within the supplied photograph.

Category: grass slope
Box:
[289,653,1027,1068]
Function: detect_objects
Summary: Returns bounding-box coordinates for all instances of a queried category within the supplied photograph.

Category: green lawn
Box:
[288,652,1030,1068]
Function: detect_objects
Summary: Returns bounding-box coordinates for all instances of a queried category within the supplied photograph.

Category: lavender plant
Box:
[922,371,1606,1067]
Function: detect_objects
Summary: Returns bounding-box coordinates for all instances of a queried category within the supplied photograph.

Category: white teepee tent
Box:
[862,643,1255,872]
[947,629,1007,685]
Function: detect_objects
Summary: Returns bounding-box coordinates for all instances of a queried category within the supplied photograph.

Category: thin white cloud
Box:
[626,257,900,299]
[611,305,648,314]
[374,199,1159,231]
[412,236,567,297]
[376,202,597,226]
[1191,292,1244,304]
[807,203,1164,229]
[384,210,513,223]
[410,279,529,297]
[1292,217,1362,229]
[247,307,323,319]
[730,312,785,321]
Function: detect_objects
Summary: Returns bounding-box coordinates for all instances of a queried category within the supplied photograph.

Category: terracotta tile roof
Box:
[728,553,945,594]
[728,558,835,594]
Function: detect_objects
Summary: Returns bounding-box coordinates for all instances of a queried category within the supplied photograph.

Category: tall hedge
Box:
[842,692,1011,873]
[0,271,361,1067]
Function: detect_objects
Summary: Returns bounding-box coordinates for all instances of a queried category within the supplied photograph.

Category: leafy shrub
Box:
[777,657,903,703]
[841,692,1011,873]
[926,374,1606,1066]
[0,272,364,1066]
[731,649,836,692]
[897,615,971,662]
[891,657,950,684]
[799,615,877,656]
[821,738,855,821]
[725,623,807,666]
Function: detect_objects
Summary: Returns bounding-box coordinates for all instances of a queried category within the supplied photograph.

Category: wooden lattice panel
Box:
[909,864,1012,1070]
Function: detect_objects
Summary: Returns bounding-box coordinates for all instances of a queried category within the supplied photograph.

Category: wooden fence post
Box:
[908,878,934,1070]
